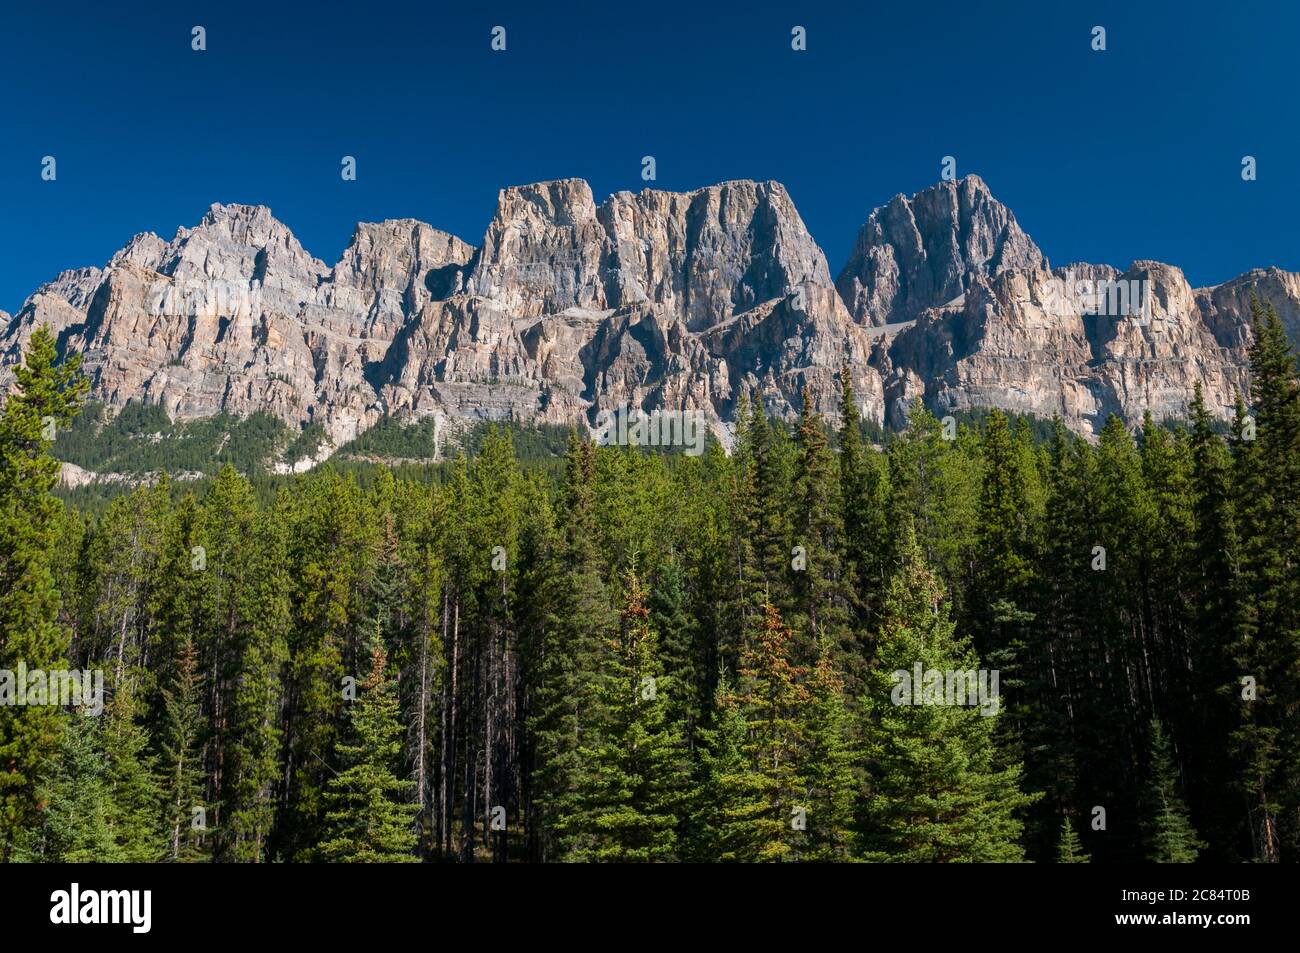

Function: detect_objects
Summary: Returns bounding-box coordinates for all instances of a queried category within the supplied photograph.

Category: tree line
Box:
[0,297,1297,863]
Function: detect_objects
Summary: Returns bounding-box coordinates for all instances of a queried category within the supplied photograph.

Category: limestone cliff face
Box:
[1,180,879,449]
[1,175,1294,452]
[836,175,1047,326]
[873,260,1253,431]
[380,178,881,435]
[1,204,476,445]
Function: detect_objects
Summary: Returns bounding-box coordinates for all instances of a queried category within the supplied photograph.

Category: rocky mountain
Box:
[2,175,1295,458]
[836,175,1047,326]
[872,260,1253,431]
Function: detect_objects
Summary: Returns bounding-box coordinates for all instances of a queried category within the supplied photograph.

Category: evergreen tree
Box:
[746,394,795,612]
[971,409,1036,664]
[563,571,682,861]
[11,713,120,863]
[278,469,365,859]
[859,528,1037,861]
[649,560,702,741]
[223,506,290,862]
[103,682,164,862]
[792,387,859,692]
[1143,719,1203,863]
[800,639,858,861]
[527,432,615,860]
[1056,815,1089,863]
[0,326,87,856]
[691,674,767,862]
[160,635,208,861]
[318,645,419,862]
[1187,383,1249,858]
[734,600,809,862]
[1233,297,1300,860]
[837,368,891,633]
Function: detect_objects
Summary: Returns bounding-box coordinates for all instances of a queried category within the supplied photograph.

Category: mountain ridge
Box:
[3,175,1294,460]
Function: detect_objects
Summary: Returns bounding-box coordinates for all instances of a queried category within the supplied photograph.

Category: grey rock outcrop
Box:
[2,180,880,451]
[2,174,1296,455]
[871,260,1254,431]
[836,175,1047,326]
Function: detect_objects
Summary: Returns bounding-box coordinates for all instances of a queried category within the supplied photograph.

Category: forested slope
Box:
[1,300,1298,863]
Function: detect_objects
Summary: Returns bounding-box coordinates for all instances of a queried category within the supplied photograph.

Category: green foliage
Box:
[692,676,769,862]
[284,422,327,464]
[1056,816,1089,863]
[103,684,165,862]
[562,571,683,861]
[319,645,419,861]
[0,325,87,855]
[731,601,810,862]
[53,401,293,475]
[12,714,119,862]
[800,642,859,860]
[5,313,1298,865]
[1143,720,1203,863]
[337,414,572,463]
[858,531,1037,862]
[160,637,207,862]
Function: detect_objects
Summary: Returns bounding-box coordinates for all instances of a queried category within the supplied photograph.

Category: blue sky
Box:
[1,0,1295,312]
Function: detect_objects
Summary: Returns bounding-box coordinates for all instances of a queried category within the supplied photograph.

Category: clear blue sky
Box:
[1,0,1295,313]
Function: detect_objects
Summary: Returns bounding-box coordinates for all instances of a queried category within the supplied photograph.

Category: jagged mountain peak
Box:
[606,178,787,201]
[180,202,319,262]
[108,231,169,272]
[493,179,600,226]
[1,174,1296,461]
[838,174,1046,326]
[199,201,278,226]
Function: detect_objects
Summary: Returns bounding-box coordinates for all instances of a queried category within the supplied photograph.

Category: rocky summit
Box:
[2,175,1294,456]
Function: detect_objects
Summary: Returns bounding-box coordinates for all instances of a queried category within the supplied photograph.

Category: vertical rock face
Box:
[600,180,832,331]
[836,175,1047,326]
[380,178,883,434]
[1194,267,1300,348]
[1,203,476,445]
[1,180,881,451]
[874,260,1253,431]
[2,174,1297,454]
[472,179,611,318]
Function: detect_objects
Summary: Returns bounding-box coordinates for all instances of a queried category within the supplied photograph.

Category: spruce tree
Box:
[0,326,87,856]
[1234,297,1300,860]
[103,682,165,862]
[746,394,795,612]
[280,469,363,858]
[800,639,858,861]
[649,560,702,741]
[792,387,859,692]
[972,409,1036,664]
[11,713,120,863]
[160,635,208,861]
[564,571,682,861]
[735,600,809,862]
[692,674,767,861]
[859,527,1036,861]
[318,645,419,862]
[527,432,615,860]
[1056,815,1089,863]
[1143,719,1203,863]
[837,368,891,634]
[1187,383,1248,858]
[223,507,290,862]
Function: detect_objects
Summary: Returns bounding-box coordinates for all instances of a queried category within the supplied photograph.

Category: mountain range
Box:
[4,174,1297,462]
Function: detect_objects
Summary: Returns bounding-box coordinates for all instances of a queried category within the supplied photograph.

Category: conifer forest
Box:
[1,300,1298,865]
